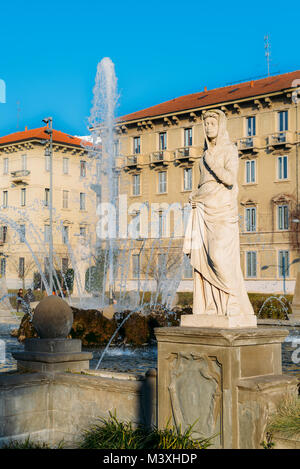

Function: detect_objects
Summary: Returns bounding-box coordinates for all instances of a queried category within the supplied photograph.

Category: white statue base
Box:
[181,314,257,329]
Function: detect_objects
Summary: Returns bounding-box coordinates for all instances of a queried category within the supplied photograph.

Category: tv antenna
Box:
[264,34,271,77]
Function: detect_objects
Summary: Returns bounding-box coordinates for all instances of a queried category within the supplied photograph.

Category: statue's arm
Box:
[204,146,238,187]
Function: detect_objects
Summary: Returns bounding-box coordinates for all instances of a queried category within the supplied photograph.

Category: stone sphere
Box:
[32,295,73,339]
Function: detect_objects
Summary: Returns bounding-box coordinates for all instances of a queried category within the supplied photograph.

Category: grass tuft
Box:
[79,412,213,449]
[267,397,300,438]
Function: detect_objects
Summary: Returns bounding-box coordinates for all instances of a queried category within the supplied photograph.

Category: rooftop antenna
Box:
[16,100,21,130]
[264,34,271,77]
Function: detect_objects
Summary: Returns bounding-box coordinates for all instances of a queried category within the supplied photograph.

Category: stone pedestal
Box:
[181,314,257,328]
[12,338,92,373]
[155,327,298,449]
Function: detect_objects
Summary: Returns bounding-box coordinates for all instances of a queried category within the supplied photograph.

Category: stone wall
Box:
[0,369,157,448]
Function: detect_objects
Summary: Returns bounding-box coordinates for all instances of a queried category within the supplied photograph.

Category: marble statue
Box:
[182,109,257,328]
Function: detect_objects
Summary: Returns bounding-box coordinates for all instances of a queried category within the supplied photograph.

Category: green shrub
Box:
[249,293,292,319]
[79,412,213,449]
[8,289,44,309]
[177,292,193,306]
[1,437,64,449]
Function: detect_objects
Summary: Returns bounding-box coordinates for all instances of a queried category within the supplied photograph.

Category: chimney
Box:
[25,126,28,131]
[250,80,254,88]
[204,86,207,92]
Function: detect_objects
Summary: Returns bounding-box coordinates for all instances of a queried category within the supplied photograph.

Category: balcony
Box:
[149,150,172,168]
[237,136,262,154]
[267,131,295,150]
[124,154,142,171]
[10,170,31,185]
[174,146,197,164]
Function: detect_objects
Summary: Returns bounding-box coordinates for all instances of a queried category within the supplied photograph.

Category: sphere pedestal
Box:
[13,295,92,372]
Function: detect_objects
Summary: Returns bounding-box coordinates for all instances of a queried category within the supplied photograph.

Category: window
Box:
[62,258,68,274]
[21,188,26,206]
[19,224,25,243]
[246,251,257,278]
[278,111,288,132]
[278,205,289,230]
[21,154,27,171]
[246,117,256,136]
[0,258,6,277]
[279,250,289,278]
[184,168,193,191]
[132,174,140,196]
[159,132,167,151]
[62,225,69,244]
[62,190,69,209]
[44,188,50,207]
[245,207,256,232]
[19,257,25,277]
[158,253,167,275]
[63,158,69,174]
[79,226,86,238]
[158,171,167,193]
[3,158,8,175]
[133,137,140,154]
[113,140,120,156]
[80,192,86,210]
[0,226,7,243]
[245,160,256,183]
[96,193,101,207]
[184,128,193,147]
[278,156,288,180]
[44,225,50,243]
[132,254,140,279]
[3,191,8,208]
[158,211,166,237]
[135,212,141,237]
[183,254,193,278]
[80,160,86,177]
[113,173,119,198]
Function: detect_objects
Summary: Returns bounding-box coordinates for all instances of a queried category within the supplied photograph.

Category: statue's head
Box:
[203,111,219,140]
[202,109,229,148]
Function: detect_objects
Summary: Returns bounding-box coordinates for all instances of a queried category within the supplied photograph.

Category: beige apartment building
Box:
[1,70,300,295]
[114,70,300,294]
[0,127,97,289]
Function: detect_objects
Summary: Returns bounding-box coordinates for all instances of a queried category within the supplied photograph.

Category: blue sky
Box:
[0,0,299,137]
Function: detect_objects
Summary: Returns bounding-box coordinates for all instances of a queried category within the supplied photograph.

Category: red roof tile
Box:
[119,70,300,123]
[0,127,89,148]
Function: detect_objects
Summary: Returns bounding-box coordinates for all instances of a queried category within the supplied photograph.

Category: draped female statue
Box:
[182,109,256,328]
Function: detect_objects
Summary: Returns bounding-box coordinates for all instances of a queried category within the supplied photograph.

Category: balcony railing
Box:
[125,155,142,170]
[267,131,294,148]
[174,146,198,161]
[150,150,172,167]
[237,136,262,153]
[10,170,31,185]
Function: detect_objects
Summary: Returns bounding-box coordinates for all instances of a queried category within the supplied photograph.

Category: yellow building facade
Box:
[0,128,96,289]
[114,71,300,294]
